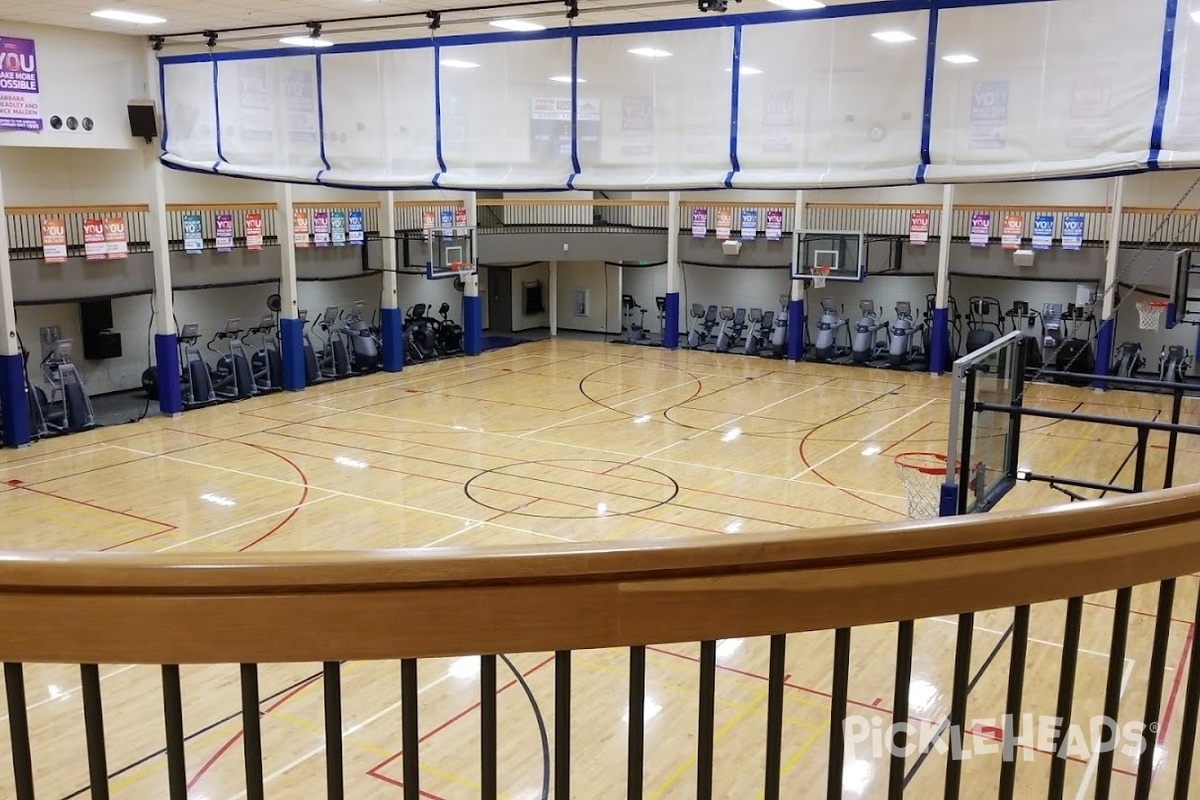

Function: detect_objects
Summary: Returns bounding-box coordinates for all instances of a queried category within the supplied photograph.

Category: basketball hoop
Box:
[812,266,831,289]
[1136,299,1169,331]
[447,261,470,273]
[894,451,956,518]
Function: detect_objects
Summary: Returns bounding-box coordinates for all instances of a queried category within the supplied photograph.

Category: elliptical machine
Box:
[245,313,283,393]
[37,340,95,433]
[405,303,439,362]
[1113,341,1146,378]
[342,301,381,373]
[760,295,790,359]
[812,298,849,362]
[209,318,257,401]
[1053,303,1096,384]
[434,302,465,356]
[316,306,352,379]
[850,301,889,364]
[1159,345,1192,383]
[965,296,1004,353]
[1005,301,1044,371]
[178,324,217,408]
[887,301,926,368]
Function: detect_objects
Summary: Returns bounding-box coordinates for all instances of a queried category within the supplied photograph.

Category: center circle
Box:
[464,459,679,519]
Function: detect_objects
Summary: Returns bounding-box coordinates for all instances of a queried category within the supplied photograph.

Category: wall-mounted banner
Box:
[183,212,203,254]
[215,213,234,252]
[692,208,708,238]
[454,207,468,234]
[348,210,364,244]
[0,37,42,132]
[970,80,1008,150]
[245,213,263,250]
[40,218,66,263]
[1001,214,1023,250]
[313,210,330,247]
[765,209,783,241]
[440,208,454,241]
[104,217,128,260]
[740,209,758,240]
[83,218,106,261]
[715,208,732,240]
[293,210,310,248]
[331,210,346,246]
[969,212,991,247]
[1032,214,1055,250]
[422,210,435,234]
[909,211,930,245]
[1062,214,1085,251]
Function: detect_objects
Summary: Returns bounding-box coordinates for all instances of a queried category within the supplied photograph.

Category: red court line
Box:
[367,654,555,783]
[1155,622,1195,759]
[99,526,179,552]
[187,672,324,790]
[236,443,311,552]
[796,418,906,519]
[11,484,177,529]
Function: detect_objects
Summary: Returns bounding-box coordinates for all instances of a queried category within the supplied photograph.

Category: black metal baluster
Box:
[401,658,419,800]
[4,663,34,800]
[1165,389,1184,488]
[555,651,571,799]
[80,664,109,800]
[628,646,646,800]
[1173,584,1200,799]
[1048,597,1084,799]
[944,613,974,800]
[889,621,915,800]
[697,641,717,799]
[1095,588,1132,800]
[764,634,786,800]
[240,664,263,800]
[1133,427,1150,493]
[828,628,852,800]
[161,665,187,800]
[481,656,497,800]
[999,605,1030,800]
[1134,579,1176,800]
[323,662,343,800]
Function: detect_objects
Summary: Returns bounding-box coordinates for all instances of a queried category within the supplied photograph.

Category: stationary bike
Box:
[742,308,773,356]
[621,295,648,343]
[687,304,719,349]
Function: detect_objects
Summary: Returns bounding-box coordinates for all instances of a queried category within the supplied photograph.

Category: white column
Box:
[790,190,805,304]
[463,192,479,298]
[549,260,558,336]
[0,158,15,358]
[380,191,398,310]
[936,184,955,308]
[144,147,175,336]
[667,191,680,295]
[1102,176,1125,320]
[278,183,299,317]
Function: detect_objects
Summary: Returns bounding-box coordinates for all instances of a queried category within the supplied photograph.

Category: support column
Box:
[1095,175,1124,386]
[787,190,805,361]
[277,183,306,390]
[549,260,558,336]
[0,155,30,447]
[462,193,483,356]
[663,191,681,349]
[145,144,182,415]
[930,184,955,375]
[379,191,403,372]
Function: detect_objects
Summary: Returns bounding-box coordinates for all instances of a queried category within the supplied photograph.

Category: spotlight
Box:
[427,11,441,30]
[566,0,579,19]
[149,35,164,51]
[204,30,218,48]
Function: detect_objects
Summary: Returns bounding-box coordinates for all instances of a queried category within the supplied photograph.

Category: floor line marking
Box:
[154,494,338,553]
[788,399,937,481]
[927,616,1126,661]
[1073,656,1135,800]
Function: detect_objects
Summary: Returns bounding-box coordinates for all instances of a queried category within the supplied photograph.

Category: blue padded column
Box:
[663,292,680,349]
[380,306,403,372]
[787,298,804,361]
[280,317,306,391]
[0,353,30,447]
[1093,317,1115,390]
[463,295,483,356]
[930,307,950,374]
[939,485,959,517]
[154,333,182,415]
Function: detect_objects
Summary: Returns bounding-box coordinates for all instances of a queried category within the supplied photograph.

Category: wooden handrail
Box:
[0,484,1197,665]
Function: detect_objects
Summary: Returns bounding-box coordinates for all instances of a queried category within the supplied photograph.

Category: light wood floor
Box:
[1,338,1198,799]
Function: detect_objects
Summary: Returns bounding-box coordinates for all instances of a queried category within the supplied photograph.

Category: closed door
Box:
[488,268,513,333]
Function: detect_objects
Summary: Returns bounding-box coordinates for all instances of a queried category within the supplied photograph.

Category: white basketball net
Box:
[1136,300,1168,331]
[812,267,830,288]
[894,452,953,518]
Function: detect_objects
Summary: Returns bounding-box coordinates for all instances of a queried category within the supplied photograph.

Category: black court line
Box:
[902,619,1015,788]
[500,654,551,800]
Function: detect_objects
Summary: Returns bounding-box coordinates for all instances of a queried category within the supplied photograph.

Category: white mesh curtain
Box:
[159,60,219,173]
[574,28,734,189]
[1158,5,1200,168]
[925,0,1164,183]
[734,13,927,188]
[212,55,325,183]
[318,48,440,188]
[436,38,574,188]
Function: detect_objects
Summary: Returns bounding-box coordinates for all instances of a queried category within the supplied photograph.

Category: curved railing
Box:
[1,484,1199,799]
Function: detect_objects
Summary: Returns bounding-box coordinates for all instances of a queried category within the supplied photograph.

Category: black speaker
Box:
[127,102,158,142]
[80,299,114,334]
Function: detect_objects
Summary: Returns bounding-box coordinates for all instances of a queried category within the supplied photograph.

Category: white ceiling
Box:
[1,0,889,49]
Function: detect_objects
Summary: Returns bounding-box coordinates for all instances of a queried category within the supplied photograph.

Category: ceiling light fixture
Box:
[726,65,763,75]
[872,30,916,43]
[91,9,166,24]
[942,53,979,64]
[440,58,481,69]
[628,47,672,58]
[279,36,333,47]
[490,19,545,31]
[550,75,586,83]
[1192,9,1200,23]
[767,0,825,10]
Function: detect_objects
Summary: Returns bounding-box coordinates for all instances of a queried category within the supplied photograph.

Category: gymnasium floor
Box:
[1,338,1198,799]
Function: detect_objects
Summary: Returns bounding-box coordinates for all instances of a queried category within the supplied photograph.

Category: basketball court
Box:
[1,336,1199,798]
